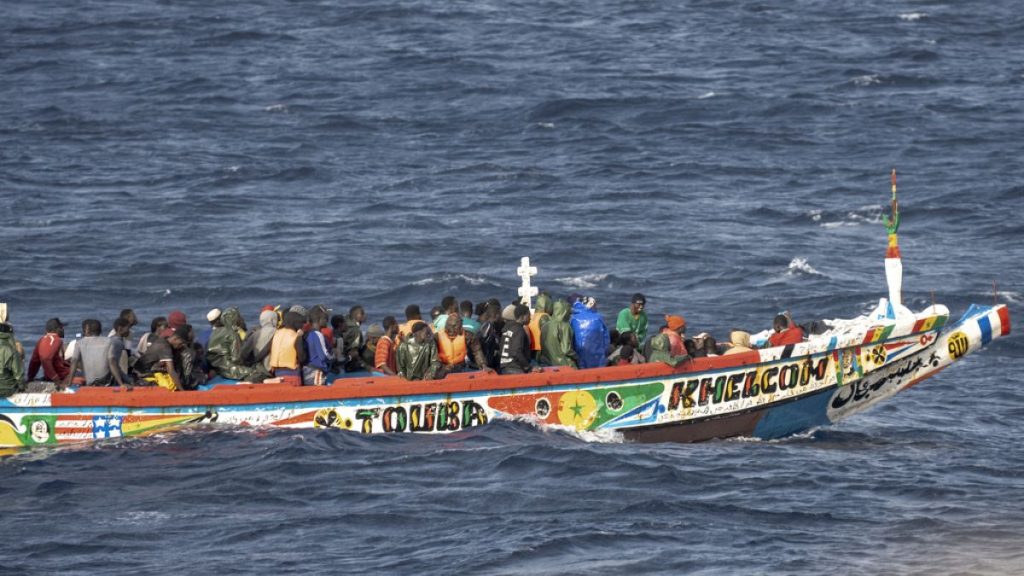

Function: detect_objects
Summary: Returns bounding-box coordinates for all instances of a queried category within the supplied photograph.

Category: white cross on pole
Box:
[517,257,539,312]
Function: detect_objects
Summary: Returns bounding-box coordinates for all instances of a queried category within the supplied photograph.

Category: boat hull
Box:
[0,304,1010,448]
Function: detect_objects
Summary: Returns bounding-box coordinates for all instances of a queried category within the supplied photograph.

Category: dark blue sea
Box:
[1,0,1022,573]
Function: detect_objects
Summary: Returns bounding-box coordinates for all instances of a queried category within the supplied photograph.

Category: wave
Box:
[553,273,608,289]
[786,257,826,277]
[809,205,884,228]
[899,12,927,22]
[410,273,497,288]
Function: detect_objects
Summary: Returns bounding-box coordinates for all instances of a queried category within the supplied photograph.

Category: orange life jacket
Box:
[270,328,299,370]
[436,332,468,366]
[527,312,548,352]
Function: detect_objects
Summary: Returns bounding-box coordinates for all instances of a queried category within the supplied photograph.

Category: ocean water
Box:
[1,0,1022,573]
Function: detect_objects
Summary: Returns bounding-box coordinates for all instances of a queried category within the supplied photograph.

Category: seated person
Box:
[767,313,805,347]
[687,332,720,358]
[435,313,492,377]
[27,318,70,383]
[65,319,128,387]
[269,311,306,379]
[647,334,690,367]
[500,305,540,375]
[540,300,577,368]
[612,344,635,367]
[372,317,399,376]
[206,307,258,381]
[134,327,188,390]
[0,320,25,397]
[397,322,440,381]
[723,330,754,355]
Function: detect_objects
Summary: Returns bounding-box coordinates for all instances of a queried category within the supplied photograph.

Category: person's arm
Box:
[295,330,307,365]
[63,347,81,388]
[374,339,396,376]
[615,309,632,333]
[467,334,495,374]
[27,343,42,382]
[159,359,181,391]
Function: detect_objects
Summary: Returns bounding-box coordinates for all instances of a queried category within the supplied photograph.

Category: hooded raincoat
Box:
[647,334,689,367]
[0,330,25,397]
[569,301,610,369]
[527,294,553,352]
[206,307,254,381]
[540,300,577,367]
[396,335,440,381]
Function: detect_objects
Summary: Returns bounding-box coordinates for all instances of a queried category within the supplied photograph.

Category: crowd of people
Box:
[0,294,808,396]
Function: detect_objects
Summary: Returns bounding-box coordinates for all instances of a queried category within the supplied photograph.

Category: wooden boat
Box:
[0,175,1011,448]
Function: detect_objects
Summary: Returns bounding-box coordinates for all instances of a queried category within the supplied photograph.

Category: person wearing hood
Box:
[723,330,754,355]
[397,322,440,381]
[0,317,25,397]
[527,292,553,359]
[540,299,577,368]
[647,334,690,367]
[569,298,611,369]
[206,307,255,381]
[241,309,279,372]
[500,305,538,375]
[477,302,502,370]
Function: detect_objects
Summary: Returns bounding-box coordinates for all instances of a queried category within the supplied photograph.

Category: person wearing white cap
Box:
[197,308,223,349]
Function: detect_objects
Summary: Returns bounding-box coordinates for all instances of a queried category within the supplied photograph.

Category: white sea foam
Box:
[996,291,1020,304]
[808,209,823,222]
[264,103,288,112]
[786,257,824,277]
[537,122,554,129]
[554,273,608,289]
[698,91,716,99]
[411,273,491,287]
[852,74,881,87]
[899,12,927,21]
[819,205,884,228]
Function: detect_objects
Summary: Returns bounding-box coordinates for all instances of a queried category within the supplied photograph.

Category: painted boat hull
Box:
[0,304,1010,448]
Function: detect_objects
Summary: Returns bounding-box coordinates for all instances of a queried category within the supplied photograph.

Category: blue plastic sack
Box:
[570,301,611,369]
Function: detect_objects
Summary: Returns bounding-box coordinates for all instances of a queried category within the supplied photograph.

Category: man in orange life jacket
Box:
[436,313,493,377]
[269,311,306,382]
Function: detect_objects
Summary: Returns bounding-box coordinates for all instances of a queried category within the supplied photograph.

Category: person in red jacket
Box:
[767,313,804,347]
[27,318,70,383]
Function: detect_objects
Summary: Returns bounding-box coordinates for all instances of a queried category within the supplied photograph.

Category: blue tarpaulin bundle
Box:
[570,301,611,369]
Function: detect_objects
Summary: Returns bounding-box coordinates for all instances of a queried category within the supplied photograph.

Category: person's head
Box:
[730,330,751,349]
[45,318,65,337]
[366,323,385,346]
[618,330,637,348]
[168,310,187,329]
[486,298,501,310]
[349,305,366,324]
[283,311,305,331]
[308,307,328,329]
[405,304,422,321]
[665,315,687,335]
[382,315,398,337]
[207,308,223,327]
[82,319,101,336]
[330,314,347,332]
[430,306,442,320]
[630,293,646,315]
[620,344,634,362]
[514,304,531,325]
[259,309,278,328]
[444,313,463,337]
[149,316,168,334]
[460,300,474,318]
[583,296,598,310]
[119,308,138,327]
[411,321,430,344]
[474,301,487,319]
[113,317,132,338]
[440,295,457,314]
[773,314,789,333]
[501,304,516,322]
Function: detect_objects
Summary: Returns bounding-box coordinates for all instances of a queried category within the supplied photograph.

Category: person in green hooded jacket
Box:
[397,322,440,380]
[0,323,25,397]
[206,307,258,381]
[539,300,577,367]
[647,333,690,367]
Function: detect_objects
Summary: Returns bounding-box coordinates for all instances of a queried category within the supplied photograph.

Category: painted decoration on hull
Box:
[487,383,666,431]
[0,413,215,448]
